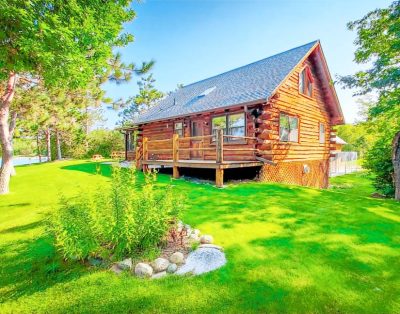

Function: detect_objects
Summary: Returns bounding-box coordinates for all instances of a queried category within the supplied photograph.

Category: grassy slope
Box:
[0,160,399,313]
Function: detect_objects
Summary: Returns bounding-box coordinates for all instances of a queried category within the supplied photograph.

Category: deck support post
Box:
[172,133,180,179]
[216,129,224,163]
[216,167,224,187]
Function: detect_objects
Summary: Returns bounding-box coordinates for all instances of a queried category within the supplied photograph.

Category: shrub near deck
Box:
[0,160,399,313]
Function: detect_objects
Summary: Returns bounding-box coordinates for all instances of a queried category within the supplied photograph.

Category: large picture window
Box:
[279,113,299,142]
[212,112,245,141]
[299,66,313,97]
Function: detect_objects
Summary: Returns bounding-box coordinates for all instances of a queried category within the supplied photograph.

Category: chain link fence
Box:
[329,152,361,177]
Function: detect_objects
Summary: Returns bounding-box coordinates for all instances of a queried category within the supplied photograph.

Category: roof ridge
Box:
[181,40,319,89]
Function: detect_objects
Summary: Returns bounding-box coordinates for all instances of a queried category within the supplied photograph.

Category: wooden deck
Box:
[138,130,266,187]
[142,159,263,169]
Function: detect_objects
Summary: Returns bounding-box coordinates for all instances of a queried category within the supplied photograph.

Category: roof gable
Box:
[134,40,336,125]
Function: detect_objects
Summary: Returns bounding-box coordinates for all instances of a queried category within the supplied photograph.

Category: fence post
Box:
[172,133,180,178]
[216,129,224,163]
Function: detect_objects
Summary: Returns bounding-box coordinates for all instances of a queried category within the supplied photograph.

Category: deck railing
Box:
[141,129,259,163]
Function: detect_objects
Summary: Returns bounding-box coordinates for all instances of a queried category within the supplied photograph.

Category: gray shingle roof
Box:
[134,40,318,124]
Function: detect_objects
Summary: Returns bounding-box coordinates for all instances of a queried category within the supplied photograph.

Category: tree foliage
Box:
[340,1,400,197]
[118,74,164,126]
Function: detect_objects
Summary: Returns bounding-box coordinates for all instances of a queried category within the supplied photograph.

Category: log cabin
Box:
[121,40,344,187]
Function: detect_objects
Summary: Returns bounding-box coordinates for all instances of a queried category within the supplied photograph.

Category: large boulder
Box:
[176,247,226,275]
[134,263,153,278]
[151,258,169,273]
[200,235,214,244]
[169,252,185,265]
[198,244,223,251]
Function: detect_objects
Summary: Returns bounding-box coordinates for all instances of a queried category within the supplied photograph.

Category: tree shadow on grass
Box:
[0,227,87,303]
[0,221,43,234]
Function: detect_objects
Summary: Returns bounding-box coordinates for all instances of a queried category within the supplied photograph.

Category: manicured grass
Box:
[0,160,399,313]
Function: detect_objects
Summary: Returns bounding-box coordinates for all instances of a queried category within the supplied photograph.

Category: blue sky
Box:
[102,0,392,129]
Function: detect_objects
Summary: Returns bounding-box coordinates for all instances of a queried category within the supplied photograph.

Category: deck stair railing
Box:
[141,129,261,163]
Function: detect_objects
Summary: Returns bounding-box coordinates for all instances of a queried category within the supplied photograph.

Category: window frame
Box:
[279,112,300,143]
[211,112,246,143]
[299,66,314,98]
[174,121,184,137]
[319,122,325,144]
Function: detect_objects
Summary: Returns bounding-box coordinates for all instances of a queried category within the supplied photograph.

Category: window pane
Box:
[289,116,299,142]
[319,123,325,143]
[212,116,226,130]
[299,70,305,94]
[279,114,289,141]
[228,113,245,138]
[174,122,183,137]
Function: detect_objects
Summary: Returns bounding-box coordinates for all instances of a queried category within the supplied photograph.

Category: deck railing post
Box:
[142,137,149,173]
[216,129,224,163]
[143,137,148,161]
[172,133,180,178]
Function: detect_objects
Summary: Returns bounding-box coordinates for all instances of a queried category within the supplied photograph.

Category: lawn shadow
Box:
[0,221,43,234]
[0,233,88,303]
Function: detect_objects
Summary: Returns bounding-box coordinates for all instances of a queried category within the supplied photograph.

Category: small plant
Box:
[49,165,185,261]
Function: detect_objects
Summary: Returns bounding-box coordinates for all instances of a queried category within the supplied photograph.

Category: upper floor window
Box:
[279,113,299,142]
[299,66,314,97]
[174,122,183,137]
[212,112,245,141]
[319,123,325,144]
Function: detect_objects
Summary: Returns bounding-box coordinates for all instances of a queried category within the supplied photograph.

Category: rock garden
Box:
[110,221,226,279]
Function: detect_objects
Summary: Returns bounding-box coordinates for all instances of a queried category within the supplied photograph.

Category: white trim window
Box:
[299,66,314,97]
[279,113,299,142]
[174,122,183,137]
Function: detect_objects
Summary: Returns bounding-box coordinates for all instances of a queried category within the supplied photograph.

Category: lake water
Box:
[0,156,49,166]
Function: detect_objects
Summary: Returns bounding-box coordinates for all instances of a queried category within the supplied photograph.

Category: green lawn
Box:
[0,160,399,313]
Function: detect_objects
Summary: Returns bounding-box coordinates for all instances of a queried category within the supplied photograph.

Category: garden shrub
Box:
[49,166,185,261]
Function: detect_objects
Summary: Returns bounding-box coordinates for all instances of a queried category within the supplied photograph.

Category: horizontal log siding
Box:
[265,58,331,163]
[258,57,331,188]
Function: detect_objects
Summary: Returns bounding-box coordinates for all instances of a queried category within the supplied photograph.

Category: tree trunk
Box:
[392,131,400,200]
[36,132,42,163]
[45,128,51,162]
[9,111,17,177]
[55,130,62,160]
[0,72,18,195]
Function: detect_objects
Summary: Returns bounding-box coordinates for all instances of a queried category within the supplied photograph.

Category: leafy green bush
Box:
[363,137,395,196]
[49,166,185,260]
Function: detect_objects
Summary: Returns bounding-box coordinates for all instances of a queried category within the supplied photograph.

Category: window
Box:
[299,66,313,97]
[174,122,183,137]
[319,123,325,144]
[126,131,134,151]
[212,113,245,141]
[279,113,299,142]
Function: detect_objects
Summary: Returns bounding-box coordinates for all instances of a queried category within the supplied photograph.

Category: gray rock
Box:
[152,271,167,279]
[176,247,226,275]
[110,264,123,275]
[200,235,214,244]
[151,258,169,273]
[88,257,103,267]
[169,252,185,265]
[117,258,133,270]
[134,263,153,278]
[198,244,223,251]
[166,263,178,274]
